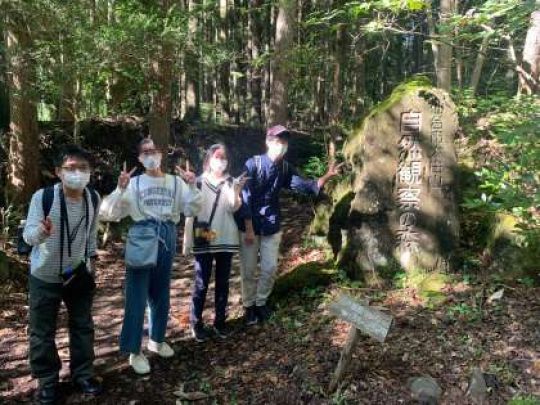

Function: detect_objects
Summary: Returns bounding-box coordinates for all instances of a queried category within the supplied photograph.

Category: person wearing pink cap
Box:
[237,125,342,324]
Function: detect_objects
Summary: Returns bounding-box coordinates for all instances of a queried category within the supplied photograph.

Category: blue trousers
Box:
[190,252,233,327]
[120,220,177,354]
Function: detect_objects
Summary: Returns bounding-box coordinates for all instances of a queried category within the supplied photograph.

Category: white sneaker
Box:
[129,353,151,375]
[147,340,175,358]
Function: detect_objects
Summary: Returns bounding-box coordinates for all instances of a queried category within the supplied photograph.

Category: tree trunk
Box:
[436,0,455,91]
[521,10,540,95]
[217,0,230,123]
[5,13,41,204]
[57,32,75,122]
[352,32,366,118]
[469,29,493,95]
[248,0,263,125]
[262,2,274,125]
[149,0,174,153]
[185,0,200,121]
[0,37,9,132]
[268,0,296,126]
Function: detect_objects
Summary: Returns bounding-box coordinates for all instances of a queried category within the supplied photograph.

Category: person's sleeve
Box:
[88,193,101,257]
[237,160,254,220]
[287,165,321,195]
[179,177,202,217]
[225,182,242,213]
[99,182,133,222]
[182,217,194,256]
[23,189,48,246]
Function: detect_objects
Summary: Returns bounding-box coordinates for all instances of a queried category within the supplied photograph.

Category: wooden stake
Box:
[328,325,361,393]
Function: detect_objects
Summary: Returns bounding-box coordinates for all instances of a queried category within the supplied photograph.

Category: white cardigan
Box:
[183,173,241,255]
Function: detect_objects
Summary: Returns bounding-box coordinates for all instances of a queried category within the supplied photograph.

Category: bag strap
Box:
[135,175,144,217]
[42,186,55,217]
[208,180,225,227]
[172,175,178,214]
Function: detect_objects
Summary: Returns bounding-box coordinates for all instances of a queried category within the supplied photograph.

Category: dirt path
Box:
[0,197,319,403]
[1,196,539,404]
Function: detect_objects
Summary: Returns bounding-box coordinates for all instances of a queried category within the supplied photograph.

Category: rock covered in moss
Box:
[334,78,459,280]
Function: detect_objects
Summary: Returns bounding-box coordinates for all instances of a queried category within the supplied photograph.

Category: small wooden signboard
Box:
[328,294,393,392]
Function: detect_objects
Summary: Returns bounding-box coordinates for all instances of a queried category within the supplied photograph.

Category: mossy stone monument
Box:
[339,78,459,279]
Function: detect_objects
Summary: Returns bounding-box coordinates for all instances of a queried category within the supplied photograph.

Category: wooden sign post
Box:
[328,294,393,392]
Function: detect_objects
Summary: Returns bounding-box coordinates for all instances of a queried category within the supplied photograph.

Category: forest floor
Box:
[1,196,539,405]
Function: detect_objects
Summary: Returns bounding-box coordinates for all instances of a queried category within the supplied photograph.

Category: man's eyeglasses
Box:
[61,165,90,172]
[139,149,161,156]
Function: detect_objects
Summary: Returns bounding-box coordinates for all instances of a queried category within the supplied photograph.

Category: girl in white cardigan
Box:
[187,143,247,341]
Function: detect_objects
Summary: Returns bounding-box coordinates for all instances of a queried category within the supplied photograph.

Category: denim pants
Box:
[119,220,177,354]
[190,252,233,327]
[239,232,282,307]
[28,275,95,388]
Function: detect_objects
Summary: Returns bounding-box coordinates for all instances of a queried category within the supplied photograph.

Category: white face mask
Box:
[62,170,90,190]
[267,141,288,160]
[141,154,162,170]
[209,158,228,174]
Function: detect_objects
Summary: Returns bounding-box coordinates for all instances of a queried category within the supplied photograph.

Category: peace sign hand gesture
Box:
[234,172,250,194]
[326,161,345,178]
[176,163,196,185]
[118,162,136,190]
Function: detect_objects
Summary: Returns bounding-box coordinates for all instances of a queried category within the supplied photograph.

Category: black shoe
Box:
[36,384,59,405]
[75,377,102,396]
[191,323,210,342]
[244,306,258,326]
[255,304,272,323]
[213,322,231,339]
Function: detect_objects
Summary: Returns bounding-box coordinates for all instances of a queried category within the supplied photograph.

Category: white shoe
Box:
[129,353,151,375]
[147,340,175,358]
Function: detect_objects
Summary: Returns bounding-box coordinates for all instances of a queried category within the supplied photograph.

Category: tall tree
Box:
[268,0,296,126]
[5,8,40,204]
[149,0,174,152]
[248,0,263,125]
[521,9,540,94]
[185,0,201,121]
[428,0,456,91]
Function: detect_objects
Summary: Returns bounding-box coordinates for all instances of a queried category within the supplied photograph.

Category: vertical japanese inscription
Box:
[396,112,422,254]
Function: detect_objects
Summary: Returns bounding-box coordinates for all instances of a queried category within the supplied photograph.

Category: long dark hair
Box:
[203,143,229,174]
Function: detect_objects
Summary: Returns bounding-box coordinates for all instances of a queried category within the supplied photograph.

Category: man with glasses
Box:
[23,145,102,404]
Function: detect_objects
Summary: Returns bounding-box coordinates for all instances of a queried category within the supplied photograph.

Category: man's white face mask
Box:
[62,170,91,190]
[267,140,288,160]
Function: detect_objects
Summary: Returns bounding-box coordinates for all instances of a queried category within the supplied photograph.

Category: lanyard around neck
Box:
[59,188,89,274]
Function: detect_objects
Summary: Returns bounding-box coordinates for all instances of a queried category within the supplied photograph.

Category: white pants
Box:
[239,232,282,307]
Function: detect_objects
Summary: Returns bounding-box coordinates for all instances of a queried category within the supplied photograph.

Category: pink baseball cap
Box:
[266,125,290,140]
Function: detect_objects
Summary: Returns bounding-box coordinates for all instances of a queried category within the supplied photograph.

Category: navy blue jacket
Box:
[237,154,320,236]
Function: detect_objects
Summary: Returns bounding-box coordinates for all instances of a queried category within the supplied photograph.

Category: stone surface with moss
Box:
[313,78,460,283]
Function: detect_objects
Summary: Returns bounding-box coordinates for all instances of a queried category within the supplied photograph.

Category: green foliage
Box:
[509,395,540,405]
[446,302,481,322]
[457,91,539,280]
[302,155,328,178]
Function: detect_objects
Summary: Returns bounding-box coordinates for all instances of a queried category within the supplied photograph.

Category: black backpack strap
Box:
[86,186,99,213]
[42,186,55,217]
[282,160,289,178]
